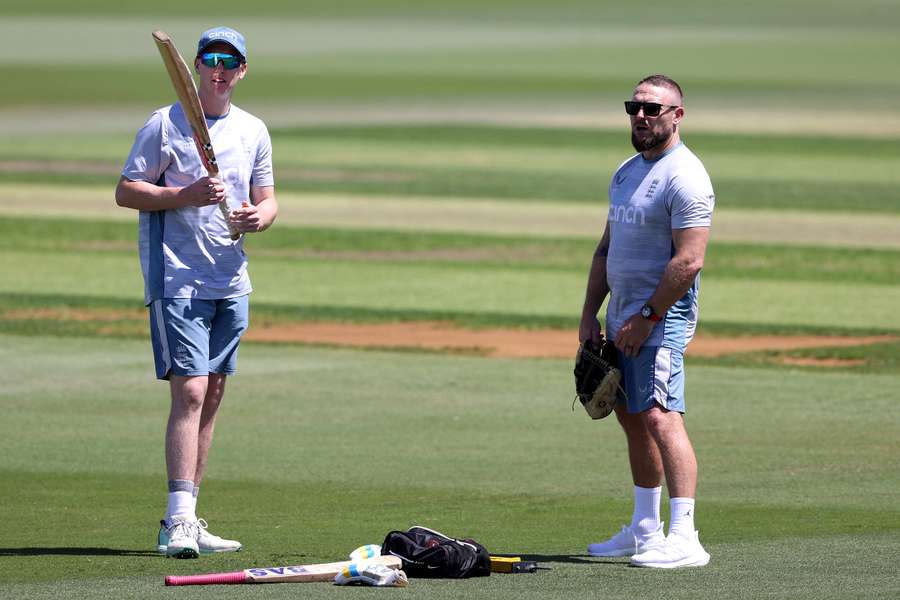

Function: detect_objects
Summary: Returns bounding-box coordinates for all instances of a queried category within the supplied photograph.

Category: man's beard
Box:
[631,127,672,152]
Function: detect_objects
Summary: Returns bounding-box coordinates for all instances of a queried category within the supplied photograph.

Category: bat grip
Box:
[165,571,247,586]
[217,200,241,240]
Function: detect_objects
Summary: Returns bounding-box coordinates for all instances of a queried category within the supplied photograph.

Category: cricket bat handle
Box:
[165,571,248,586]
[204,162,241,241]
[218,199,241,241]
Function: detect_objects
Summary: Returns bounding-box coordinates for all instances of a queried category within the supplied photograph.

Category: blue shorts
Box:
[148,296,249,380]
[617,345,686,414]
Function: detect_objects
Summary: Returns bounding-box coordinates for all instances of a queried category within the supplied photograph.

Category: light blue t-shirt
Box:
[605,143,714,350]
[121,103,274,305]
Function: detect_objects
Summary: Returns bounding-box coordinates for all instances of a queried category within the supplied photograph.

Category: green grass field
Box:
[1,1,899,598]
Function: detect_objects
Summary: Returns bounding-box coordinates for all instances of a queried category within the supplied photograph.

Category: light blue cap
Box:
[197,26,246,59]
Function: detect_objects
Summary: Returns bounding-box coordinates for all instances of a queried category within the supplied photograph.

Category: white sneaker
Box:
[196,518,242,553]
[587,523,666,557]
[163,517,199,559]
[630,530,710,568]
[157,518,242,555]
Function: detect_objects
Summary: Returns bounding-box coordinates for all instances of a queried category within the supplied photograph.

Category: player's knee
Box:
[171,378,208,412]
[640,405,682,435]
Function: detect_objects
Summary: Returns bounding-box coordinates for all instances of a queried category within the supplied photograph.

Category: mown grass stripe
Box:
[1,124,898,167]
[2,291,897,340]
[270,124,900,159]
[2,0,899,29]
[2,217,898,285]
[4,168,898,214]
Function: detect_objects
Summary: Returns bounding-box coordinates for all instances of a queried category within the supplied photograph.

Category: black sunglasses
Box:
[624,101,679,117]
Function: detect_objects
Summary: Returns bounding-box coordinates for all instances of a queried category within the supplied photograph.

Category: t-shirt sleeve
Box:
[668,167,715,229]
[251,124,275,188]
[121,111,169,184]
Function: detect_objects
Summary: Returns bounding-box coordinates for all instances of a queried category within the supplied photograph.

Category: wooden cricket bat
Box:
[151,30,241,240]
[164,554,402,586]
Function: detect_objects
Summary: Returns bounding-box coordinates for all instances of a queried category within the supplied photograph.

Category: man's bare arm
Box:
[579,222,612,343]
[614,226,709,356]
[645,226,709,316]
[115,175,224,211]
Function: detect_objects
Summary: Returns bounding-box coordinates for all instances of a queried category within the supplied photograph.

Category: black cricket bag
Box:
[381,526,491,578]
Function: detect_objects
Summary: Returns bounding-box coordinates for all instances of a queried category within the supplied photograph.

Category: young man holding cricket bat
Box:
[116,26,277,558]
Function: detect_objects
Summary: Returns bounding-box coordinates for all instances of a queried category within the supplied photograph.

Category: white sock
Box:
[192,486,199,517]
[630,485,662,536]
[668,497,696,538]
[165,479,196,524]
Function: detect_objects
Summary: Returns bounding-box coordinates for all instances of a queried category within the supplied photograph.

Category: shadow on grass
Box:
[0,547,158,557]
[494,553,625,566]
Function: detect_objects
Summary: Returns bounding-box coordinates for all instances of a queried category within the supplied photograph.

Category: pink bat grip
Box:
[165,571,247,586]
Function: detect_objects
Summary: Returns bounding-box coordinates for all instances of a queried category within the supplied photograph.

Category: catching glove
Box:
[573,337,625,419]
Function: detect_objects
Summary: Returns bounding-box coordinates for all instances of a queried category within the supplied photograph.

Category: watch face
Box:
[641,305,652,318]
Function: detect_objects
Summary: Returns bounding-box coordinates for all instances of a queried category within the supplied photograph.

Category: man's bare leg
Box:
[617,406,664,488]
[193,373,226,488]
[642,407,697,498]
[161,374,208,558]
[642,407,698,538]
[166,375,209,486]
[586,406,668,557]
[617,406,665,536]
[630,406,708,569]
[182,373,242,554]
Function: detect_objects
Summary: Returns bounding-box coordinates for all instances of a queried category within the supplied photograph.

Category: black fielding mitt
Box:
[573,337,624,419]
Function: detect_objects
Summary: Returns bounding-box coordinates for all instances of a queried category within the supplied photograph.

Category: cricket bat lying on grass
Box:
[165,554,403,586]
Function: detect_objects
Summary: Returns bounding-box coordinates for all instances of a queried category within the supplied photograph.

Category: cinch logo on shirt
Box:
[608,203,646,225]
